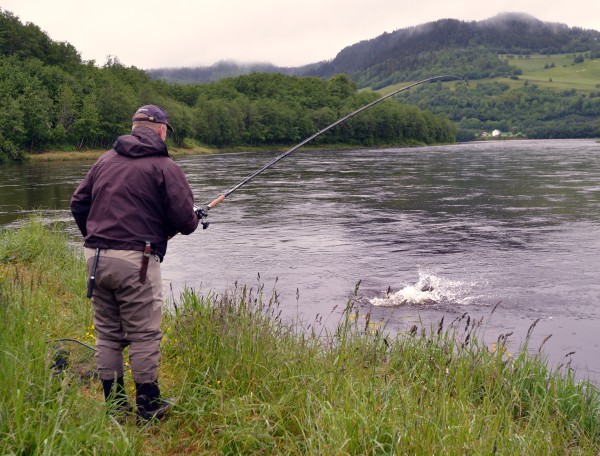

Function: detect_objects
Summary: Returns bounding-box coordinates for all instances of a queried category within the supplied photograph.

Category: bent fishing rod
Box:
[195,74,467,228]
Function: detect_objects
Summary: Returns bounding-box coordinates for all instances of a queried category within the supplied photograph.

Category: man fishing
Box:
[70,105,200,422]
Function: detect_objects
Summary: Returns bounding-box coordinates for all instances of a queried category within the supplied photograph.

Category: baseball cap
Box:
[132,105,174,132]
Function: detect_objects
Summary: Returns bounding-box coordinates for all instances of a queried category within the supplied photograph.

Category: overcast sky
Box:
[2,0,599,69]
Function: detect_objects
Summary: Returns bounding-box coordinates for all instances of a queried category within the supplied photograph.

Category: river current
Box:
[1,139,599,383]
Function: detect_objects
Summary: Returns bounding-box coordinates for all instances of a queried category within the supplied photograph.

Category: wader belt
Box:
[139,241,151,283]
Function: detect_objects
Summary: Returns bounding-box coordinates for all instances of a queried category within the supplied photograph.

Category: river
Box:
[1,139,599,384]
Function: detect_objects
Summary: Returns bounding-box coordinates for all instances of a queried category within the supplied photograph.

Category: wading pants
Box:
[85,248,163,384]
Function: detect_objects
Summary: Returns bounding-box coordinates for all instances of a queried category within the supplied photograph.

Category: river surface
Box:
[1,139,599,384]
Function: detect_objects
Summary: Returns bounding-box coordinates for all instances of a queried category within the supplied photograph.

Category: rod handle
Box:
[208,194,226,209]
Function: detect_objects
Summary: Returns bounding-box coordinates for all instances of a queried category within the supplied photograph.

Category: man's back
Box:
[71,126,198,259]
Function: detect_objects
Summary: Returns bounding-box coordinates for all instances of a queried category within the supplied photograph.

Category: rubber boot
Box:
[102,377,133,415]
[135,381,172,423]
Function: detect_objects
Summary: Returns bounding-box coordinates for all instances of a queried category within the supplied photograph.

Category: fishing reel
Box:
[194,205,210,229]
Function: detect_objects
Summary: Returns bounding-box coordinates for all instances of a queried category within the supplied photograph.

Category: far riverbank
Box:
[22,139,449,163]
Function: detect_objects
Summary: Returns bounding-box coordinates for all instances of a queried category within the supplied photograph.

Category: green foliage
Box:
[398,81,600,140]
[0,10,454,163]
[0,9,81,67]
[181,73,454,148]
[0,220,142,455]
[356,48,514,90]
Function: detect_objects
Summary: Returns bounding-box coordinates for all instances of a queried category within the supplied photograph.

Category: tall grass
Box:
[1,219,599,454]
[0,219,141,454]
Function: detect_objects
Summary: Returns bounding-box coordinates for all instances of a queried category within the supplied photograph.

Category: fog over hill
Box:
[147,12,600,86]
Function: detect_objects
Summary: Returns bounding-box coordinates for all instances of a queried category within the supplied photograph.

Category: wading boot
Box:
[135,381,173,423]
[102,377,133,416]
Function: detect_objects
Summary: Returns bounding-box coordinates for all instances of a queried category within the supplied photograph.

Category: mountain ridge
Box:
[147,12,600,86]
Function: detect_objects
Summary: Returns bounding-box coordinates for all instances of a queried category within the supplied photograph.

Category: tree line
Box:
[0,9,456,163]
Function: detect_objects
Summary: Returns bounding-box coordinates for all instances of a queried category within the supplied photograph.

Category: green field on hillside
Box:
[501,54,600,92]
[375,54,600,96]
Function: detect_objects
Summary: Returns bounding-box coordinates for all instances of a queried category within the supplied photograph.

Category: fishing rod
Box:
[195,74,467,227]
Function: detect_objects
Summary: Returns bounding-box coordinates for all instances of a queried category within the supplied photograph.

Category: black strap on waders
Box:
[87,248,100,298]
[139,241,151,283]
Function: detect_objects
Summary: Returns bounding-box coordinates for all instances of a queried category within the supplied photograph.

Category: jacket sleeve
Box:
[70,170,94,237]
[161,163,199,236]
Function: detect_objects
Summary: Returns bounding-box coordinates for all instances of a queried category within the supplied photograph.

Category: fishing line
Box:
[46,338,98,352]
[46,338,98,377]
[196,74,467,227]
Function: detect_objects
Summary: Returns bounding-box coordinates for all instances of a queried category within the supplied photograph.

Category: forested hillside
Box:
[396,80,600,141]
[326,12,600,140]
[308,13,600,87]
[0,9,455,163]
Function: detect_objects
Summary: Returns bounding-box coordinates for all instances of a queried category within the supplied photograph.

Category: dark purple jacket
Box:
[70,127,199,260]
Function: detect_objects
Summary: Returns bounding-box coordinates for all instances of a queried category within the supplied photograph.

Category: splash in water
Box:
[370,270,478,307]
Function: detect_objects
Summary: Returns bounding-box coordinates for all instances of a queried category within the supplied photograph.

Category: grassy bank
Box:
[26,145,218,162]
[1,220,599,455]
[24,142,437,163]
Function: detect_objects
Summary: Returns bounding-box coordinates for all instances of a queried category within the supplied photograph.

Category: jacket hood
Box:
[113,126,169,158]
